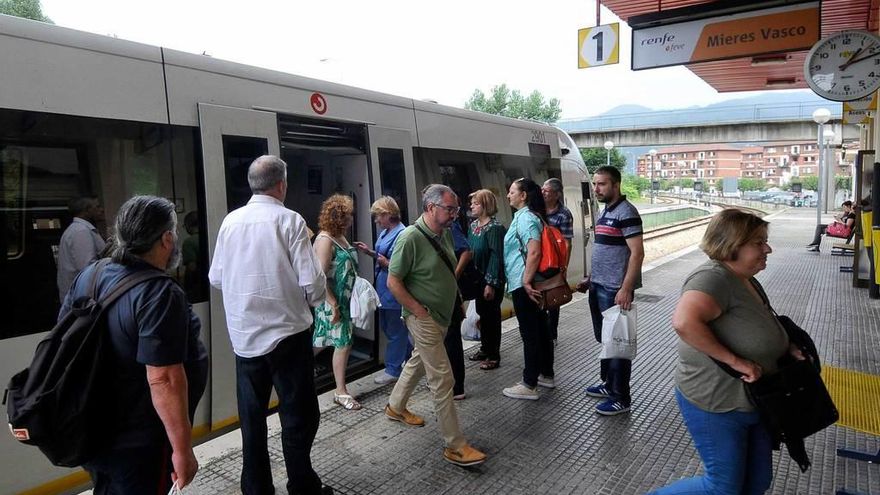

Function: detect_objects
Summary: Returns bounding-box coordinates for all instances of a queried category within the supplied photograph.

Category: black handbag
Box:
[458,262,484,301]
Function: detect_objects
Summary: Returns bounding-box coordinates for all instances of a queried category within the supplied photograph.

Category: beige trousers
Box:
[389,314,466,450]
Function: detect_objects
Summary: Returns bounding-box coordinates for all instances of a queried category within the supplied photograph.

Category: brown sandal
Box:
[479,360,500,370]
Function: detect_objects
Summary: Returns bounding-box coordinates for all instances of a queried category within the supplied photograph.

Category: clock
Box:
[804,30,880,102]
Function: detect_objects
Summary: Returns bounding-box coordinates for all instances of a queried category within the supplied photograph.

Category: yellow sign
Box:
[578,23,619,68]
[843,93,878,125]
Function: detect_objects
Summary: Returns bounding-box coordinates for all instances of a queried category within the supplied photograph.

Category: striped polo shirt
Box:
[591,196,643,290]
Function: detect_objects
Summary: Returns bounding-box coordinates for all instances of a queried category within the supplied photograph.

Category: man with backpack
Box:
[582,166,644,416]
[542,178,574,346]
[62,196,209,493]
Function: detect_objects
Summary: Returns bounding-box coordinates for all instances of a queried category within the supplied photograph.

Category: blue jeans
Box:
[235,332,323,495]
[379,308,412,377]
[588,282,632,405]
[649,389,773,495]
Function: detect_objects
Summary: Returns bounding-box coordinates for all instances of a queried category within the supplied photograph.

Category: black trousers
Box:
[512,288,554,388]
[85,443,172,495]
[476,288,504,361]
[444,299,466,396]
[235,331,323,495]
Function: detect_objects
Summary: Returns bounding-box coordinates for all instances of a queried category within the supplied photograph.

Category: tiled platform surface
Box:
[186,208,880,495]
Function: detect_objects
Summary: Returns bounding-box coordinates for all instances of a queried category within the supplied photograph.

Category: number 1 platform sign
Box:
[579,23,620,68]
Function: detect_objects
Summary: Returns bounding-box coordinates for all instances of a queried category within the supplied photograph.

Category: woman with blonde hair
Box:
[650,209,803,494]
[355,196,412,385]
[465,189,506,370]
[313,194,361,410]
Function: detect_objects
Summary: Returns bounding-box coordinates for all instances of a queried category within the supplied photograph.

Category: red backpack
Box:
[515,214,569,278]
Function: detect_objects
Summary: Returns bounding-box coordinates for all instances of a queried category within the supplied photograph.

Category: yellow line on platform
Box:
[824,366,880,436]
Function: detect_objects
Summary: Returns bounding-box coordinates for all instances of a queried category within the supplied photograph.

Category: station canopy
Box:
[602,0,880,92]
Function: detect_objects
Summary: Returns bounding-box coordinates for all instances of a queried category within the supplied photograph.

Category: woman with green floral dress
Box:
[313,194,361,410]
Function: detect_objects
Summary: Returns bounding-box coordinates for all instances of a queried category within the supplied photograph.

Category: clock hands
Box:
[839,44,879,70]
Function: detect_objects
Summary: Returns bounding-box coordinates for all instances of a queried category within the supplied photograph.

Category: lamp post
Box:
[649,148,657,204]
[822,129,835,213]
[812,108,831,227]
[604,141,614,167]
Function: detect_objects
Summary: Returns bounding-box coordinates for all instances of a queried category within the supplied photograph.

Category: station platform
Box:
[172,208,880,494]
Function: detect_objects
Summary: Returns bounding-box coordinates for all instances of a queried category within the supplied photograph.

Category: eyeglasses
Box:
[433,203,460,215]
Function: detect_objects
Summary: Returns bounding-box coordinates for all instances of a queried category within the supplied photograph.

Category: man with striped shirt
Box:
[583,166,644,416]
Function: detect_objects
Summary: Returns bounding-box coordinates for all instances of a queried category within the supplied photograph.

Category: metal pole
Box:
[606,149,610,166]
[650,155,655,204]
[816,123,823,226]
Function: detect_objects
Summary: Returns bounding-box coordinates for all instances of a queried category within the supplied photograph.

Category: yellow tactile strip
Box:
[823,366,880,436]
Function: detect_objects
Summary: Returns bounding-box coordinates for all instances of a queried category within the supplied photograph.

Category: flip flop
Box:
[333,393,362,410]
[479,360,500,370]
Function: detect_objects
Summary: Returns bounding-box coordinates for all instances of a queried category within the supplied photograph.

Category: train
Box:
[0,13,598,494]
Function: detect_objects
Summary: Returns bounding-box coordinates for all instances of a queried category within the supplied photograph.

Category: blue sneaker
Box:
[596,399,631,416]
[585,383,611,398]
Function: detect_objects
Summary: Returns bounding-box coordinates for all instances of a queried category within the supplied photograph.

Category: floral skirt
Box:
[312,301,353,348]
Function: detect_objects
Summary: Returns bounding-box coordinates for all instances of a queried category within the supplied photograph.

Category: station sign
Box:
[843,94,878,125]
[578,23,620,68]
[791,183,803,193]
[631,1,819,70]
[694,181,703,192]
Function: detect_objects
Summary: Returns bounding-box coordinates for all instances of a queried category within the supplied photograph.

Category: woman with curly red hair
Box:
[312,194,361,410]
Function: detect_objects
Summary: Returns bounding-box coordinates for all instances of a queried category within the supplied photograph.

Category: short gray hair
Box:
[543,178,563,194]
[111,196,177,265]
[248,155,287,194]
[421,184,455,211]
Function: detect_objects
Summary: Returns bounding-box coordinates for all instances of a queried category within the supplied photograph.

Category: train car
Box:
[0,13,597,494]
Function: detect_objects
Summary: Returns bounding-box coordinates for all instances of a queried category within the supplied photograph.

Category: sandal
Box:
[468,351,488,362]
[479,360,500,370]
[333,393,362,411]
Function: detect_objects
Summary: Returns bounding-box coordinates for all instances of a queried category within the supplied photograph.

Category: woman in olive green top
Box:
[465,189,507,370]
[651,209,802,495]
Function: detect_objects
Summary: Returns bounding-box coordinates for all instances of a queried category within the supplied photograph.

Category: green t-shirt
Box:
[675,260,790,413]
[388,216,458,327]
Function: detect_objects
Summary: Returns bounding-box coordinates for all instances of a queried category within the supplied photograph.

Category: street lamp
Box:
[812,108,831,227]
[822,129,835,213]
[649,148,657,204]
[604,141,614,167]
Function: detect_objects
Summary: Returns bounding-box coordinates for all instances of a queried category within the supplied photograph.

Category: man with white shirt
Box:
[208,155,333,495]
[56,196,106,300]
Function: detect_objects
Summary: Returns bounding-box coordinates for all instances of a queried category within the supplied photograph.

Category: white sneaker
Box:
[503,382,540,400]
[373,372,398,385]
[537,374,556,389]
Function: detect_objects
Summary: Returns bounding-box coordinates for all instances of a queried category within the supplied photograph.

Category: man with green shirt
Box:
[385,184,487,467]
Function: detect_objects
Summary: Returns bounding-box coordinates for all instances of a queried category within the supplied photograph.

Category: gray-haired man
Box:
[385,184,487,467]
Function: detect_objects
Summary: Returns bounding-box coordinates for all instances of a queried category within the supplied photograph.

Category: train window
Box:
[0,109,205,339]
[222,136,268,212]
[377,148,408,223]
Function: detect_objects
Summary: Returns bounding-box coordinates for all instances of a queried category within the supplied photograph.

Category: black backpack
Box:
[3,259,169,467]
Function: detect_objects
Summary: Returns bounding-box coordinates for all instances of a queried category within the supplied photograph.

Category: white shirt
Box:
[57,217,106,300]
[208,195,326,357]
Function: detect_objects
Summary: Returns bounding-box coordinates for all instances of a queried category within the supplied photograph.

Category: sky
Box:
[39,0,816,119]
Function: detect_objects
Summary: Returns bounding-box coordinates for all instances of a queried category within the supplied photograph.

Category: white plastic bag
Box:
[461,301,481,341]
[598,304,637,360]
[350,276,381,330]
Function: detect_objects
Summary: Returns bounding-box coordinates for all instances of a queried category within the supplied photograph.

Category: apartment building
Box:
[636,144,744,192]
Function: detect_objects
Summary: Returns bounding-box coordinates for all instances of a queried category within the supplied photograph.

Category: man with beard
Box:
[209,155,333,495]
[580,166,644,416]
[61,195,208,493]
[384,184,487,467]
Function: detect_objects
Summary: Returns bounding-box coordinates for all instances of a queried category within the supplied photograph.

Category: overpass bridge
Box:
[558,102,861,148]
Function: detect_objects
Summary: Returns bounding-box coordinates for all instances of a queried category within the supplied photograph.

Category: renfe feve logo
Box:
[640,32,685,53]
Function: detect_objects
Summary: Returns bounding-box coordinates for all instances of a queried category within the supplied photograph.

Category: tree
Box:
[579,147,626,174]
[0,0,53,23]
[465,84,561,123]
[835,175,852,192]
[621,174,650,198]
[680,178,694,188]
[738,178,768,192]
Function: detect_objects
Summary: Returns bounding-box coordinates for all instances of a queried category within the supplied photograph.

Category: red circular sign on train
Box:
[310,93,327,115]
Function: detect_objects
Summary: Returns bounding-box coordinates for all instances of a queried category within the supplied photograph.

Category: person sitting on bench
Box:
[806,200,855,252]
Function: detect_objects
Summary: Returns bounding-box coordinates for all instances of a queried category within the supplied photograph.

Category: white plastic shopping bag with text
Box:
[599,304,637,360]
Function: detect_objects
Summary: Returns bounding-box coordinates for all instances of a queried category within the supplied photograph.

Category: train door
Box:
[368,126,417,224]
[198,103,280,430]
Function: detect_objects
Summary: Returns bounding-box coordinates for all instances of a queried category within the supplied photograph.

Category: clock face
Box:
[805,30,880,102]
